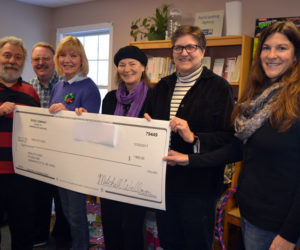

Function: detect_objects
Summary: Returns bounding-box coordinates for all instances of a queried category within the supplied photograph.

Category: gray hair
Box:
[0,36,27,59]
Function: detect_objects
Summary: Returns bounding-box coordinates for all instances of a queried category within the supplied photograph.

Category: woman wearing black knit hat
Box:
[100,45,152,250]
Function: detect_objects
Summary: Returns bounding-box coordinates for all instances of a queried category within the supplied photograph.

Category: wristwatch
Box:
[192,135,199,145]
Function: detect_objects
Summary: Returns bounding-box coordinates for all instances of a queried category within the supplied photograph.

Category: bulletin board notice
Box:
[194,10,224,37]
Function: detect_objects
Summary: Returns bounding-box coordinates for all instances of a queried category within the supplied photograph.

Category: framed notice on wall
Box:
[194,10,224,37]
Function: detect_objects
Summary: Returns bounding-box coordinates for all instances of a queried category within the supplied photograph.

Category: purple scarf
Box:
[114,80,148,117]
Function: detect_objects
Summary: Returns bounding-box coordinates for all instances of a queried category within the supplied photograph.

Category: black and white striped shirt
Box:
[170,65,203,119]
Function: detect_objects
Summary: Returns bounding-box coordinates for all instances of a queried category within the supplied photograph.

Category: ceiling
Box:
[16,0,97,8]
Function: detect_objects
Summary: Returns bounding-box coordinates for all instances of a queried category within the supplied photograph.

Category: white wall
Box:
[50,0,300,50]
[0,0,52,81]
[2,0,300,83]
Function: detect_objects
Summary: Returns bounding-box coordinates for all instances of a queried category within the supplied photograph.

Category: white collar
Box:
[63,73,87,84]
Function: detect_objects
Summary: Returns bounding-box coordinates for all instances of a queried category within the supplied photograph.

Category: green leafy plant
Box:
[130,4,169,41]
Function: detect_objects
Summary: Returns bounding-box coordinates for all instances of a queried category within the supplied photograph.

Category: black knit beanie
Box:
[114,45,148,66]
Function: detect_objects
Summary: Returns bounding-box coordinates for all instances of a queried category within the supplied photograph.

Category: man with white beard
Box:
[29,42,71,248]
[0,36,40,250]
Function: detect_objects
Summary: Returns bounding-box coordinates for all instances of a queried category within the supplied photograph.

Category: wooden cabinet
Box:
[129,35,253,100]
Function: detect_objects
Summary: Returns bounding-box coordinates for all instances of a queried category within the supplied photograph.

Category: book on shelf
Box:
[147,56,175,82]
[223,57,237,82]
[230,55,241,83]
[202,56,211,69]
[212,58,225,77]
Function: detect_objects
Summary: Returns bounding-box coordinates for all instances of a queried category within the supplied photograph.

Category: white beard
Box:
[0,64,23,83]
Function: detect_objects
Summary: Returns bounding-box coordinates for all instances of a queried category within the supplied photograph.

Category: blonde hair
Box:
[54,36,89,76]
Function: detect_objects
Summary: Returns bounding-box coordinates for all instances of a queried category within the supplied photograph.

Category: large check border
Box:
[12,106,170,210]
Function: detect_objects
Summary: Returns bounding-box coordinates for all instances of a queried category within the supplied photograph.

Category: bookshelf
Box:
[129,34,253,100]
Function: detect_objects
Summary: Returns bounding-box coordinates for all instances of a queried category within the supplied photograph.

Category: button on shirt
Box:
[29,72,59,108]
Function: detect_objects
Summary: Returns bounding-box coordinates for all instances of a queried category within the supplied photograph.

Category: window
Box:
[57,23,113,103]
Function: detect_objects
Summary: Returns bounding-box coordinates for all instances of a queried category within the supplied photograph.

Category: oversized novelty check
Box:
[12,106,170,210]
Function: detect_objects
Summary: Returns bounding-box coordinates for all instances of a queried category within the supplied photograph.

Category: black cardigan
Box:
[187,118,300,243]
[238,121,300,243]
[146,67,234,196]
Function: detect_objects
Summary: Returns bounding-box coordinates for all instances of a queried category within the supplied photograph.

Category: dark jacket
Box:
[237,120,300,243]
[186,119,300,243]
[146,67,234,195]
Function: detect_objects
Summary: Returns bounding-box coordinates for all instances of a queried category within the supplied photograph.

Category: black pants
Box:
[156,193,217,250]
[0,174,35,250]
[101,198,146,250]
[33,181,71,244]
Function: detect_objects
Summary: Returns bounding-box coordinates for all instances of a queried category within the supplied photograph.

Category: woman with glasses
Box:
[145,25,233,250]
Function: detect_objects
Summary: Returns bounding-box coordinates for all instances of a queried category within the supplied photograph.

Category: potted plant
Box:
[130,4,169,41]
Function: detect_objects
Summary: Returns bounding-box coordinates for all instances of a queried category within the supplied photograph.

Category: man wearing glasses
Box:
[29,42,71,248]
[30,42,58,108]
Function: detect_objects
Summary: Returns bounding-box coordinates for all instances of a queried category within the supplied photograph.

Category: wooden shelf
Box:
[227,207,241,219]
[130,35,248,48]
[129,40,172,49]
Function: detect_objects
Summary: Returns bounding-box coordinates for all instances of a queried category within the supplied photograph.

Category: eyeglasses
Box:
[31,56,52,63]
[172,44,201,54]
[2,53,24,62]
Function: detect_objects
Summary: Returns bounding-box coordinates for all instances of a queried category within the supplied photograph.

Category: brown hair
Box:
[32,42,55,55]
[54,36,89,77]
[171,25,206,51]
[232,21,300,132]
